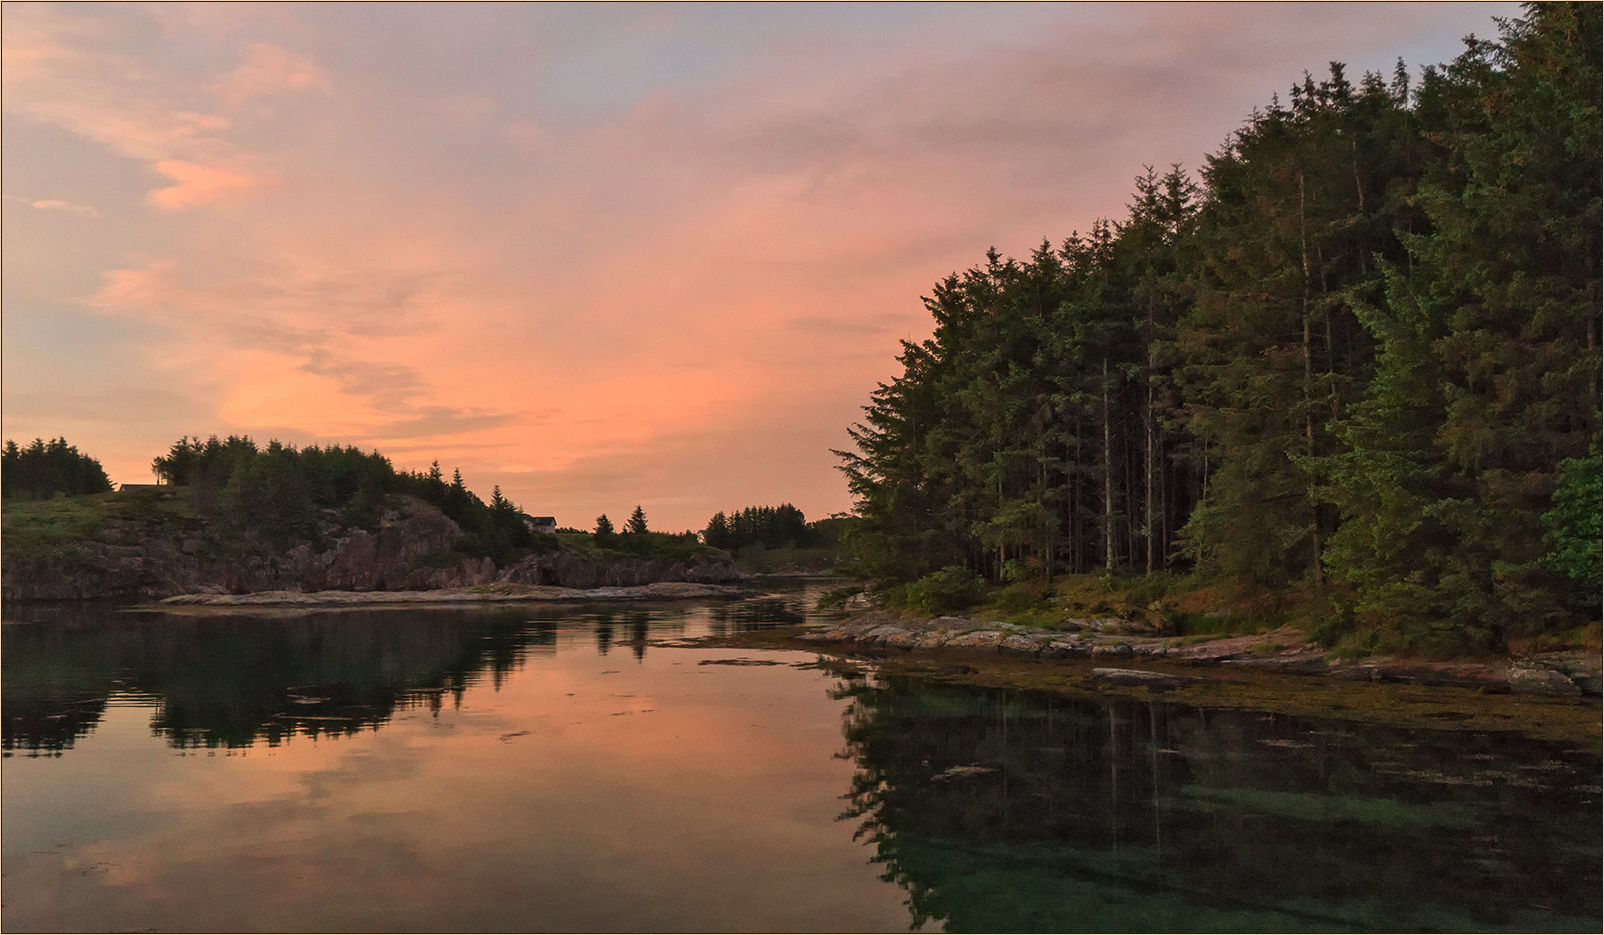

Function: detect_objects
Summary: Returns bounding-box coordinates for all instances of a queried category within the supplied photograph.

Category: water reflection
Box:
[709,595,807,630]
[3,585,828,755]
[7,584,1597,932]
[834,673,1603,932]
[1,580,912,935]
[2,606,564,753]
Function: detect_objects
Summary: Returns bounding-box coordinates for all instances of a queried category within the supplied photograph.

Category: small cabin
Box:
[521,514,557,535]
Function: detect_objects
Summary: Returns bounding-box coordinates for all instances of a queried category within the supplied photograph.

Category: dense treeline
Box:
[2,438,113,500]
[837,5,1600,649]
[151,434,540,563]
[703,504,812,550]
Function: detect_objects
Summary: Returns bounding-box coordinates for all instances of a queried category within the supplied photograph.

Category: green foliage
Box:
[3,438,113,500]
[816,584,866,611]
[837,5,1600,651]
[1324,3,1601,643]
[1542,453,1602,605]
[804,514,855,549]
[992,580,1050,615]
[141,434,554,567]
[594,514,615,538]
[222,442,318,550]
[888,566,985,615]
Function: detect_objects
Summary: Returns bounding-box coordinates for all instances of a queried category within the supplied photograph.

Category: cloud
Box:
[358,406,526,441]
[2,11,307,211]
[5,195,101,216]
[209,43,330,104]
[147,159,275,210]
[5,2,1522,530]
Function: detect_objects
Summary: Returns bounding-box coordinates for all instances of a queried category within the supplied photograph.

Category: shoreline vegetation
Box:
[830,5,1600,663]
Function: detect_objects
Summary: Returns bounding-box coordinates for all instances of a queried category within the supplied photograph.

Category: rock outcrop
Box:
[3,495,739,602]
[799,611,1603,697]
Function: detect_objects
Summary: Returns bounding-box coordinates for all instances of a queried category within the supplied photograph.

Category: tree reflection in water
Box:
[832,672,1602,933]
[2,590,803,756]
[2,605,559,753]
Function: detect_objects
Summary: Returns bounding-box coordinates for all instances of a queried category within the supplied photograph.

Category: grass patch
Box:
[3,494,111,551]
[1173,612,1285,639]
[1049,572,1225,634]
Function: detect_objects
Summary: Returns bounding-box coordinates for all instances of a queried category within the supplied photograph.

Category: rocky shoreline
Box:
[150,580,747,608]
[799,610,1602,697]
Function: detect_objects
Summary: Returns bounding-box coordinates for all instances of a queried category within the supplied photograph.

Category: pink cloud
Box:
[210,43,331,104]
[10,197,100,217]
[146,159,275,210]
[6,3,1520,529]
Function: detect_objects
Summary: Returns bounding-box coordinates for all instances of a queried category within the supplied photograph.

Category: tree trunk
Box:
[1103,357,1116,573]
[1299,167,1324,592]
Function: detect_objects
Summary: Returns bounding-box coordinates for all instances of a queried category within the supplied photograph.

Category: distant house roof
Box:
[530,516,555,525]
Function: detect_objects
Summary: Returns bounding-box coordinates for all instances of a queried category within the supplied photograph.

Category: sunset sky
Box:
[3,2,1517,532]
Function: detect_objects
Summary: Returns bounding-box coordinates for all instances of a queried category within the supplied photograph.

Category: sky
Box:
[3,2,1519,532]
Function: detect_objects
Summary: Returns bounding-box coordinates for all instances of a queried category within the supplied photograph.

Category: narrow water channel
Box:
[3,581,1599,932]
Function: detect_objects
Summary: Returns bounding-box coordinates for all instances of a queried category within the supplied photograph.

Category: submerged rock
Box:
[801,610,1598,696]
[1090,668,1193,689]
[1507,664,1582,696]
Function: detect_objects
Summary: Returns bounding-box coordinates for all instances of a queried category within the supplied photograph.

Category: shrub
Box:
[892,566,984,615]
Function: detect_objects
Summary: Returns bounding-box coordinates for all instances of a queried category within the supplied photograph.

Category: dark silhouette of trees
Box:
[702,504,811,550]
[2,438,113,500]
[626,505,649,535]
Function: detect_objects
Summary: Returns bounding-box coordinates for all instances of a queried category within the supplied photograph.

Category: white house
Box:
[520,514,557,535]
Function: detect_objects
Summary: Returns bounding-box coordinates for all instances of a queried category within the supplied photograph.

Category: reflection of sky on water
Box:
[2,581,924,932]
[3,579,1597,932]
[2,580,838,754]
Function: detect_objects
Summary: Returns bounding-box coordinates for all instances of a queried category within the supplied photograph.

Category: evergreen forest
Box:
[704,504,813,550]
[2,438,114,501]
[834,4,1601,651]
[148,434,543,564]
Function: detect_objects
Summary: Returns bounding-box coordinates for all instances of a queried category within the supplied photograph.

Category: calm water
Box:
[3,581,1599,933]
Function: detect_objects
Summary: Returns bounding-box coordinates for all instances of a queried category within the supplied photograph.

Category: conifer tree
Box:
[627,505,649,535]
[1324,2,1602,645]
